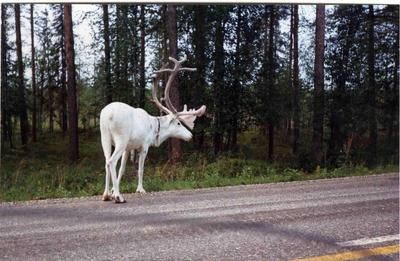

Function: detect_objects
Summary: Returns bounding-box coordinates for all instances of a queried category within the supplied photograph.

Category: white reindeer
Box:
[99,55,206,203]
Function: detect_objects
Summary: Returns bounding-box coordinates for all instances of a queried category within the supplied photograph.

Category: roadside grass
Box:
[1,129,398,202]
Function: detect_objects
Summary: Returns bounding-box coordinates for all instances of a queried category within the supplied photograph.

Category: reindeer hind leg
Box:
[107,141,127,203]
[101,131,112,201]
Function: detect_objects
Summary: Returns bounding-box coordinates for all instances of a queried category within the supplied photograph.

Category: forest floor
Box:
[1,128,398,202]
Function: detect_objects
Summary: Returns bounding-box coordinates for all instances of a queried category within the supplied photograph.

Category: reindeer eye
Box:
[177,122,181,126]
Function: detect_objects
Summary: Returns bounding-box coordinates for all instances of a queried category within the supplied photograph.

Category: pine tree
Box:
[1,4,13,148]
[266,5,276,160]
[51,4,67,136]
[312,4,325,166]
[139,4,146,108]
[212,6,227,155]
[15,4,29,145]
[292,4,300,155]
[36,8,51,134]
[129,4,138,107]
[192,5,207,150]
[103,4,112,104]
[326,5,363,165]
[229,5,242,151]
[30,4,38,142]
[166,4,182,163]
[366,5,377,166]
[63,4,79,161]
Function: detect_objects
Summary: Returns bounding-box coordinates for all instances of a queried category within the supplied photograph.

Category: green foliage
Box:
[1,129,397,202]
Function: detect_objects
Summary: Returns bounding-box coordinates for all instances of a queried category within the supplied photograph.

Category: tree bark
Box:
[64,4,79,161]
[139,4,146,108]
[129,4,138,106]
[1,4,12,148]
[103,4,112,104]
[389,16,399,157]
[1,4,5,150]
[121,6,129,96]
[230,5,241,152]
[267,5,275,161]
[38,57,44,134]
[288,5,293,140]
[15,4,29,146]
[292,4,300,155]
[60,4,67,136]
[193,5,207,150]
[311,4,325,166]
[49,76,54,134]
[367,5,377,166]
[213,7,225,155]
[30,4,37,142]
[166,4,182,163]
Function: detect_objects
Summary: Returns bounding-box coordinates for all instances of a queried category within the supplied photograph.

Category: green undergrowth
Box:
[1,130,398,202]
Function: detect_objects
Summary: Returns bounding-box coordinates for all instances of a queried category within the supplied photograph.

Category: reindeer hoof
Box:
[136,188,146,194]
[114,195,126,204]
[102,194,111,201]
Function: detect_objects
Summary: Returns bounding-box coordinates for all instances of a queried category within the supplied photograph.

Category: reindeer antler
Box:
[156,54,197,114]
[152,62,173,115]
[152,54,206,127]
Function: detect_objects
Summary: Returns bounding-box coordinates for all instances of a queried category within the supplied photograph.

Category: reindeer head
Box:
[152,55,206,141]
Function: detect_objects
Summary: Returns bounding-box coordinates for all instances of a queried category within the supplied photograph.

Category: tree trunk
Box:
[121,6,129,97]
[49,78,54,134]
[60,4,67,137]
[103,4,112,104]
[268,123,274,160]
[1,4,5,150]
[213,7,225,155]
[267,5,275,161]
[288,5,293,141]
[193,5,207,151]
[231,5,241,152]
[311,4,325,166]
[139,4,146,108]
[15,4,29,146]
[389,18,399,157]
[367,5,377,166]
[166,4,182,164]
[129,4,138,106]
[292,4,300,155]
[1,4,12,148]
[30,4,37,142]
[38,58,44,134]
[64,4,79,162]
[161,5,168,68]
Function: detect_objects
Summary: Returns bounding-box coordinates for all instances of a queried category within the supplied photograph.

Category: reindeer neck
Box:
[152,115,171,147]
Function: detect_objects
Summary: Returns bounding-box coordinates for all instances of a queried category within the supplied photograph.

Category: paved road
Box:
[1,173,399,260]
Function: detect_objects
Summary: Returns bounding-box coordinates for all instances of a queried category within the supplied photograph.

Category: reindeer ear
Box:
[179,114,196,130]
[177,105,206,130]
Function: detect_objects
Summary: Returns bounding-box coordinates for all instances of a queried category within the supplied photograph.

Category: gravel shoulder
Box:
[0,173,398,260]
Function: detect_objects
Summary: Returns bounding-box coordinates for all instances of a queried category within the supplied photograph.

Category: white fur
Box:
[100,102,193,203]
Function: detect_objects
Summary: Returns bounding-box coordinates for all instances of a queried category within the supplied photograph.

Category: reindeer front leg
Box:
[136,148,148,193]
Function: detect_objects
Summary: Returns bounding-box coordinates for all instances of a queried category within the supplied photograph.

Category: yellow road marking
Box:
[293,244,400,261]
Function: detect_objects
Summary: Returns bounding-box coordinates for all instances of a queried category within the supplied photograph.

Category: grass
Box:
[0,128,398,202]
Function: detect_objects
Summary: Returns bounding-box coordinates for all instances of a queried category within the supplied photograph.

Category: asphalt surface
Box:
[1,173,399,260]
